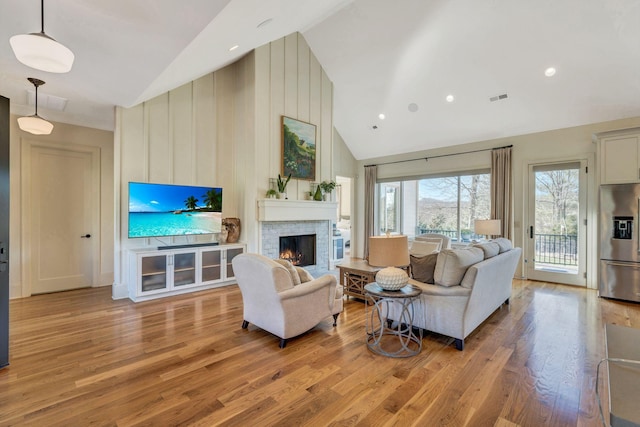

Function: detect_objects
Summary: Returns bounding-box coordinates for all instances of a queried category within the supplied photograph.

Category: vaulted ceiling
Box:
[1,0,639,160]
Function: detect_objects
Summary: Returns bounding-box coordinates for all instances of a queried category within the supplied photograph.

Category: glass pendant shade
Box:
[17,115,53,135]
[18,77,54,135]
[10,32,74,73]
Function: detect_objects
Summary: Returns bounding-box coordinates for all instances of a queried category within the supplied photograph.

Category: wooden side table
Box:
[337,259,380,299]
[364,283,423,357]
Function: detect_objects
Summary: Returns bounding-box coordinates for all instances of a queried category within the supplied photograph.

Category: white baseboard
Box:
[111,282,129,300]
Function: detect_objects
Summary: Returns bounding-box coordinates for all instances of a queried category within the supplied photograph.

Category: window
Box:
[377,172,491,242]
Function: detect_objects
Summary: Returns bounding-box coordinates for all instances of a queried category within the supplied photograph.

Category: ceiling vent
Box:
[489,93,508,102]
[27,90,68,111]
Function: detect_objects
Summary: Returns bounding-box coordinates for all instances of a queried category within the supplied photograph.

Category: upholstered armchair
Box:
[232,253,343,348]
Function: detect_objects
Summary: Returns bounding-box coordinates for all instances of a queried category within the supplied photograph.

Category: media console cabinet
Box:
[128,243,245,302]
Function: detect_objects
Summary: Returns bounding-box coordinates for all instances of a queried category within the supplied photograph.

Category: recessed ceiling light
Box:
[545,67,556,77]
[408,103,419,112]
[378,113,385,120]
[257,18,273,29]
[446,94,455,103]
[229,45,239,52]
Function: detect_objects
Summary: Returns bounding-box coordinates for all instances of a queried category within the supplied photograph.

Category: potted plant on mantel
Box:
[266,188,277,199]
[320,180,336,201]
[277,173,291,199]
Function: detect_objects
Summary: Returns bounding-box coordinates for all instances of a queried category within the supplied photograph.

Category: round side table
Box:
[364,283,423,357]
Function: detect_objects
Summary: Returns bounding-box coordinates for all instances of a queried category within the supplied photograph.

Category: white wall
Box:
[113,32,344,299]
[9,117,114,299]
[354,115,640,288]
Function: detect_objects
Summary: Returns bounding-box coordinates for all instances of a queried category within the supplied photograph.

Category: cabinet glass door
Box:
[225,248,244,279]
[173,252,196,287]
[201,250,222,283]
[141,255,168,292]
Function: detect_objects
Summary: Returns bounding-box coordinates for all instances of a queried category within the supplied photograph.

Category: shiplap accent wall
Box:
[112,32,336,298]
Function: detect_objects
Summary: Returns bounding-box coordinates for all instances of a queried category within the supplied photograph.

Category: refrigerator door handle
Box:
[603,261,640,269]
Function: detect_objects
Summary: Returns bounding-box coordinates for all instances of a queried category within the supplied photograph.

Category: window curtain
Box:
[363,165,377,259]
[491,147,512,239]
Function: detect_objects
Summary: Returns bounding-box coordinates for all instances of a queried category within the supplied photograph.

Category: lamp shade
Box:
[369,235,409,267]
[17,115,53,135]
[369,235,410,290]
[10,33,74,73]
[474,219,501,236]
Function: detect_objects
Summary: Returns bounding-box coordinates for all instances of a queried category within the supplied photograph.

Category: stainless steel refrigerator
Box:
[599,183,640,303]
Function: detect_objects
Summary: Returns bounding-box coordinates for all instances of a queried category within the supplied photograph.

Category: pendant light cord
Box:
[34,83,39,116]
[40,0,45,34]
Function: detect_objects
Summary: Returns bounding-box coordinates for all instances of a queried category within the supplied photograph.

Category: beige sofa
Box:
[386,239,521,350]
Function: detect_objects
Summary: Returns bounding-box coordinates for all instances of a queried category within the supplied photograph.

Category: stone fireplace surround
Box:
[257,200,338,277]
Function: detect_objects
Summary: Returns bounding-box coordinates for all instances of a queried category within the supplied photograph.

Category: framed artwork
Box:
[282,116,316,181]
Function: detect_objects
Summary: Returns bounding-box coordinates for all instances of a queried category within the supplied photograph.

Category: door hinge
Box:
[583,218,587,226]
[583,272,587,279]
[585,166,588,173]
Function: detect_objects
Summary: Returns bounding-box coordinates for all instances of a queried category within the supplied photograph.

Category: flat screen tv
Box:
[128,182,223,238]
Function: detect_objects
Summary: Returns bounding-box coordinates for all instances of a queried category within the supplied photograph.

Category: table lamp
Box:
[368,234,410,290]
[474,219,501,240]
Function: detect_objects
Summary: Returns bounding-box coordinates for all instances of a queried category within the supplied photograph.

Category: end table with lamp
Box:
[365,234,423,357]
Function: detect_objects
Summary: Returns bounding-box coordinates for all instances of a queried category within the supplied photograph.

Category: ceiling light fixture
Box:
[9,0,74,73]
[545,67,556,77]
[17,77,54,135]
[378,113,385,120]
[446,94,455,103]
[229,45,239,52]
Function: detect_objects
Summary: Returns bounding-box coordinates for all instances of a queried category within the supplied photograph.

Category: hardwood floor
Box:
[1,279,639,426]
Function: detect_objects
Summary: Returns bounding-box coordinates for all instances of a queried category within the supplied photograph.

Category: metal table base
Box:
[365,283,422,358]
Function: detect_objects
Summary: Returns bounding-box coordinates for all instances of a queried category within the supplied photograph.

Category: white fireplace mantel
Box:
[257,199,338,222]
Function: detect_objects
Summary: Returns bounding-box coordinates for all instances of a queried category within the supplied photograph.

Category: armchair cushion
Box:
[295,266,314,283]
[273,259,302,285]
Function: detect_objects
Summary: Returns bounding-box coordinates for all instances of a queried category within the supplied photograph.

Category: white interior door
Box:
[27,145,97,294]
[526,161,587,286]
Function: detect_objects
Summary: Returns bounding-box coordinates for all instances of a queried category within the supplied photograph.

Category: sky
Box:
[283,116,316,146]
[129,182,222,212]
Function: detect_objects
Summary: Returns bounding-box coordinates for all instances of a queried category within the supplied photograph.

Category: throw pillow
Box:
[472,242,500,259]
[410,253,437,284]
[273,259,302,286]
[295,266,314,283]
[434,247,484,287]
[492,238,513,253]
[409,240,440,256]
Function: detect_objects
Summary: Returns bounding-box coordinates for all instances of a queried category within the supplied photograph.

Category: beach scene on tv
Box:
[128,182,223,238]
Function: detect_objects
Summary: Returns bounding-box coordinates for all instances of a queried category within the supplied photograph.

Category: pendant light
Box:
[9,0,74,73]
[17,78,54,135]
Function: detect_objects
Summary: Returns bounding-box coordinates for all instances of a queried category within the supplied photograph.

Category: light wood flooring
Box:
[1,279,639,426]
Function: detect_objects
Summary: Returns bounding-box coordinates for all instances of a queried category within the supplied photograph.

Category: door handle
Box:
[81,234,91,238]
[529,226,533,239]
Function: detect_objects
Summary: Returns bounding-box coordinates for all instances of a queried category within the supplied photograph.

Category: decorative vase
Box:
[222,218,241,243]
[313,186,322,201]
[323,193,330,201]
[278,192,287,200]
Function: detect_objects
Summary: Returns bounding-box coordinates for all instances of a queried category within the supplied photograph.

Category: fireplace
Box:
[279,234,316,266]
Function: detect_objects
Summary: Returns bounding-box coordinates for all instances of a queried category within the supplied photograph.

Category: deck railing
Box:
[534,233,577,266]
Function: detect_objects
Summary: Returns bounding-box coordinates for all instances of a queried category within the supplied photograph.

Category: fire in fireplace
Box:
[279,234,316,266]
